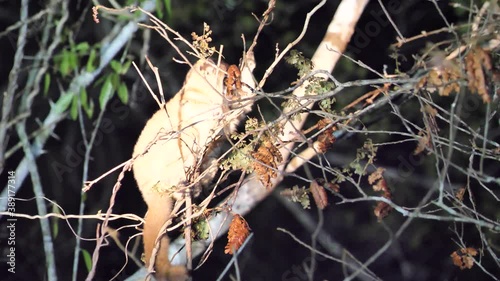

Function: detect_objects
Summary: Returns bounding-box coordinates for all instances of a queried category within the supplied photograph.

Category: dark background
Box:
[1,0,498,281]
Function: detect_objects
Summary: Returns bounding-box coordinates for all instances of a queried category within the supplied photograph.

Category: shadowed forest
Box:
[0,1,499,281]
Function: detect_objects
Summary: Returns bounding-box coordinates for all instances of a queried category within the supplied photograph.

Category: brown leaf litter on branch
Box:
[252,139,283,188]
[309,180,328,210]
[316,118,336,153]
[225,214,251,255]
[416,46,496,103]
[451,247,478,270]
[465,46,492,103]
[368,168,393,220]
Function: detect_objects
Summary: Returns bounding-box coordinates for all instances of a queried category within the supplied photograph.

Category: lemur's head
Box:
[182,58,255,132]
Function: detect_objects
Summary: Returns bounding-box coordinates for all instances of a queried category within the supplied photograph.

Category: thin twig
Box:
[72,87,112,281]
[215,233,254,281]
[258,0,327,88]
[85,161,132,281]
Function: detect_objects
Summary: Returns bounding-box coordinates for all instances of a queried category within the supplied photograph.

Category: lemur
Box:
[132,59,253,281]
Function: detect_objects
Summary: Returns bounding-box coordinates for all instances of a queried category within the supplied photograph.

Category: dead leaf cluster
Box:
[225,214,251,255]
[252,139,283,188]
[191,22,216,58]
[450,247,478,270]
[417,66,461,97]
[368,168,393,220]
[465,47,493,103]
[417,46,496,103]
[309,180,328,210]
[316,118,336,153]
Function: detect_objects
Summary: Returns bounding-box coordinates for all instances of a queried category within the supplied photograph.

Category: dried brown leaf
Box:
[455,187,466,202]
[374,202,392,221]
[465,47,491,103]
[252,140,283,188]
[316,178,340,193]
[310,180,328,209]
[417,67,461,96]
[414,131,430,155]
[450,247,478,270]
[416,76,427,90]
[423,104,438,117]
[316,119,336,153]
[373,179,388,193]
[368,167,385,185]
[225,64,242,99]
[369,168,393,220]
[225,214,251,255]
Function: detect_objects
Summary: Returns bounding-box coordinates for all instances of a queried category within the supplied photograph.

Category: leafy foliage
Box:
[349,138,378,176]
[221,118,283,187]
[191,23,216,59]
[280,185,311,209]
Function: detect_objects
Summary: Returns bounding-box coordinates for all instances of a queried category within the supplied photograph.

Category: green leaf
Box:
[193,218,209,240]
[52,220,59,239]
[81,249,92,272]
[110,60,122,74]
[70,95,79,120]
[156,0,164,19]
[117,82,129,104]
[164,0,172,18]
[51,204,60,238]
[99,76,114,110]
[80,87,88,109]
[44,73,51,96]
[68,51,78,72]
[122,60,132,74]
[95,75,105,86]
[80,87,93,118]
[60,50,70,77]
[74,42,90,53]
[85,100,94,118]
[86,49,97,72]
[55,92,74,114]
[110,73,120,89]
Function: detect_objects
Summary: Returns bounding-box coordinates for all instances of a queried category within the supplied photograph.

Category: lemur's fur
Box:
[132,59,252,281]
